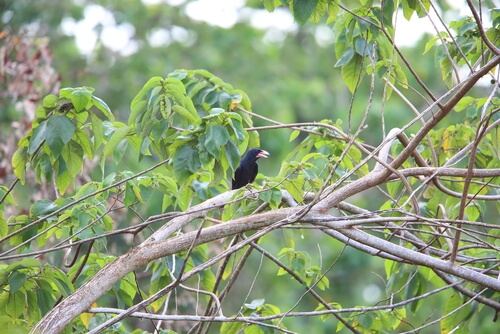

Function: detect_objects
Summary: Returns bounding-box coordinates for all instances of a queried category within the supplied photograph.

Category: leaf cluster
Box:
[12,87,113,194]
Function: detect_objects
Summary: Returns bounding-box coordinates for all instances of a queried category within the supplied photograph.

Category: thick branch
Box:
[388,167,500,179]
[32,53,500,334]
[389,55,500,170]
[313,55,500,213]
[333,227,500,291]
[32,197,500,333]
[31,197,299,334]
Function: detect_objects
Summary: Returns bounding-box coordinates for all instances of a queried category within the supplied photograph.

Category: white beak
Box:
[257,150,270,159]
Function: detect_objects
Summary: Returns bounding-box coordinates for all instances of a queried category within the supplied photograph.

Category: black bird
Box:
[232,148,270,189]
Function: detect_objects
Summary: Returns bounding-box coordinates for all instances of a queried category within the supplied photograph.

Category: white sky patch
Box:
[147,25,196,47]
[141,0,162,5]
[262,29,287,46]
[362,283,382,304]
[101,23,138,55]
[148,28,172,47]
[63,0,473,56]
[250,8,297,32]
[314,25,335,48]
[61,4,115,54]
[165,0,186,6]
[2,9,14,24]
[84,4,115,27]
[184,0,245,28]
[61,4,138,56]
[61,17,98,55]
[394,10,437,47]
[142,0,186,5]
[171,25,195,45]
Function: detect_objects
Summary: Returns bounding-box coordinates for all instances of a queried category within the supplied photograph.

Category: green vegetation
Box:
[1,1,500,333]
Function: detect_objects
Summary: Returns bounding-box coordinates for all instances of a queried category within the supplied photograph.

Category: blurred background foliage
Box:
[1,0,495,332]
[2,0,469,169]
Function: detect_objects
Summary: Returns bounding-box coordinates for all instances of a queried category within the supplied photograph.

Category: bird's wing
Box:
[232,165,243,189]
[250,163,258,184]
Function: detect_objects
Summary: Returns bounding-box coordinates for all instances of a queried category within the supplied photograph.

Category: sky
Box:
[61,0,299,55]
[59,0,481,56]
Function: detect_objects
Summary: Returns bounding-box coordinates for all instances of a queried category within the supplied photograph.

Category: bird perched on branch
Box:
[232,148,269,189]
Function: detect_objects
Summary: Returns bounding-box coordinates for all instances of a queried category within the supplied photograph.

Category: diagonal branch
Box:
[32,192,500,333]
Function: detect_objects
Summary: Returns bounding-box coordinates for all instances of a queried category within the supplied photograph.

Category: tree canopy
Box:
[1,0,500,333]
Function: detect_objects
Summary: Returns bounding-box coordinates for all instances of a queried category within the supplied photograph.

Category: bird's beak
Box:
[257,150,270,159]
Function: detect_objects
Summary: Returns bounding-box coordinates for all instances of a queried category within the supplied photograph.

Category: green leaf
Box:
[42,94,58,108]
[168,70,188,80]
[114,137,130,164]
[357,313,373,329]
[92,95,114,120]
[187,80,209,99]
[173,146,200,181]
[401,0,416,20]
[5,258,41,272]
[124,183,138,207]
[30,199,58,217]
[442,294,471,334]
[129,100,147,126]
[327,1,340,24]
[387,180,402,198]
[45,116,75,158]
[228,114,246,143]
[408,276,424,313]
[218,92,235,110]
[455,96,475,112]
[466,106,477,118]
[32,153,52,182]
[5,290,25,318]
[71,89,92,112]
[259,189,272,202]
[391,63,409,89]
[129,76,162,125]
[51,275,74,298]
[55,160,71,194]
[61,141,84,177]
[28,121,47,154]
[277,247,296,257]
[36,279,56,315]
[244,299,265,310]
[263,0,279,12]
[465,204,480,221]
[291,257,306,273]
[221,321,245,334]
[157,175,178,195]
[318,275,329,290]
[283,179,304,203]
[292,0,320,25]
[0,214,7,238]
[12,147,28,183]
[224,141,240,172]
[424,35,440,54]
[334,47,354,67]
[289,129,300,142]
[90,113,104,149]
[172,104,197,122]
[354,38,372,57]
[74,128,93,158]
[8,271,27,293]
[205,125,230,158]
[341,54,363,93]
[380,0,394,26]
[103,125,131,158]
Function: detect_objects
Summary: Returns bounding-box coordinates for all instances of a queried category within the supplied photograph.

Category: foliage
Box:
[12,87,113,193]
[128,70,258,203]
[1,1,500,334]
